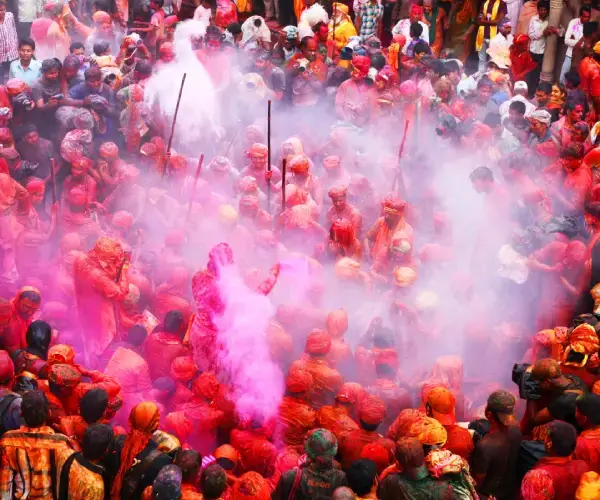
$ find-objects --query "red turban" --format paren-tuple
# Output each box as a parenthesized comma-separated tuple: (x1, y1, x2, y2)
(48, 345, 75, 366)
(0, 350, 14, 383)
(359, 394, 386, 426)
(247, 143, 268, 158)
(99, 142, 119, 159)
(305, 329, 332, 355)
(164, 15, 178, 26)
(26, 178, 45, 194)
(328, 185, 348, 200)
(352, 55, 371, 79)
(336, 382, 365, 405)
(170, 356, 198, 383)
(159, 42, 173, 57)
(239, 176, 258, 193)
(289, 153, 310, 174)
(239, 195, 260, 215)
(6, 79, 25, 95)
(232, 472, 271, 500)
(382, 193, 406, 213)
(399, 80, 417, 97)
(275, 448, 300, 473)
(192, 372, 220, 401)
(360, 442, 391, 474)
(285, 368, 313, 393)
(49, 364, 82, 388)
(165, 411, 193, 441)
(326, 309, 348, 338)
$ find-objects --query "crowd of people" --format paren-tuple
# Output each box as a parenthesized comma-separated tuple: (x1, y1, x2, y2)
(1, 0, 600, 497)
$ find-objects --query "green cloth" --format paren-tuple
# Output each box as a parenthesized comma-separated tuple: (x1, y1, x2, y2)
(425, 8, 439, 45)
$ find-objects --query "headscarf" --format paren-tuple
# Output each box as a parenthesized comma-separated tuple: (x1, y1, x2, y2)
(112, 402, 161, 498)
(47, 345, 75, 366)
(170, 356, 198, 383)
(305, 428, 338, 463)
(285, 368, 313, 394)
(305, 329, 332, 355)
(359, 394, 386, 426)
(232, 471, 270, 500)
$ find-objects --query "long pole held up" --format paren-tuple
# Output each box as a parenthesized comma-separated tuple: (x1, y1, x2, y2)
(50, 158, 57, 204)
(164, 73, 187, 177)
(267, 99, 272, 213)
(185, 153, 205, 223)
(392, 119, 410, 195)
(281, 157, 287, 216)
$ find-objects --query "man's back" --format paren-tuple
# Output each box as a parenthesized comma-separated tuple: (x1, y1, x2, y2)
(575, 428, 600, 472)
(378, 469, 462, 500)
(273, 464, 348, 500)
(55, 448, 105, 500)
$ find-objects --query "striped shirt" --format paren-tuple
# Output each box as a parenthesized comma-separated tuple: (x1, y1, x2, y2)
(0, 12, 18, 63)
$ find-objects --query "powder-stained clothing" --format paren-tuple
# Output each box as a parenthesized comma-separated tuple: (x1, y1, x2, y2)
(144, 332, 190, 381)
(316, 405, 359, 441)
(575, 428, 600, 473)
(55, 449, 106, 500)
(378, 466, 464, 500)
(272, 464, 348, 500)
(290, 358, 343, 410)
(0, 426, 72, 500)
(276, 396, 317, 449)
(338, 428, 396, 470)
(521, 456, 590, 500)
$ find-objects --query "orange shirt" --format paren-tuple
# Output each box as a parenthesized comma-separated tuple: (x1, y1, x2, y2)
(276, 396, 316, 449)
(290, 358, 343, 410)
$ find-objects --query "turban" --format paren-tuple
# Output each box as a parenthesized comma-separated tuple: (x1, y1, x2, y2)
(111, 211, 133, 230)
(48, 344, 75, 365)
(577, 472, 600, 500)
(288, 153, 310, 174)
(399, 80, 417, 97)
(49, 364, 82, 388)
(92, 237, 124, 264)
(73, 112, 94, 130)
(360, 443, 390, 474)
(564, 324, 599, 367)
(192, 372, 220, 401)
(239, 176, 258, 193)
(209, 156, 231, 172)
(410, 3, 423, 15)
(275, 448, 300, 473)
(393, 266, 417, 287)
(334, 257, 361, 279)
(328, 185, 348, 200)
(164, 15, 178, 26)
(140, 137, 165, 158)
(426, 386, 456, 426)
(6, 79, 26, 95)
(352, 55, 371, 75)
(326, 309, 348, 338)
(282, 25, 298, 39)
(0, 350, 14, 383)
(218, 205, 238, 226)
(247, 143, 268, 158)
(336, 382, 365, 405)
(26, 178, 45, 194)
(215, 444, 240, 464)
(159, 42, 173, 57)
(332, 2, 349, 14)
(232, 472, 270, 500)
(594, 41, 600, 55)
(92, 10, 111, 23)
(359, 395, 386, 426)
(164, 411, 193, 441)
(170, 356, 198, 383)
(285, 368, 313, 393)
(530, 109, 552, 125)
(239, 195, 260, 215)
(305, 428, 338, 460)
(382, 193, 406, 213)
(99, 142, 119, 159)
(391, 236, 412, 254)
(322, 156, 340, 170)
(305, 329, 332, 355)
(522, 469, 554, 499)
(130, 402, 161, 434)
(409, 416, 447, 446)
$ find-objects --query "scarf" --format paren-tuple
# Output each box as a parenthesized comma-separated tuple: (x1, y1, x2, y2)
(476, 0, 501, 51)
(425, 8, 439, 45)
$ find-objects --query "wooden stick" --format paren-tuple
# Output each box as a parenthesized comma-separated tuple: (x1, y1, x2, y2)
(392, 119, 410, 195)
(330, 5, 337, 59)
(281, 157, 287, 216)
(164, 73, 187, 177)
(50, 158, 57, 204)
(267, 99, 272, 213)
(185, 153, 205, 223)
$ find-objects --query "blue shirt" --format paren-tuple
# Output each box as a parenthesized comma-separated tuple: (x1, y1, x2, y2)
(8, 59, 41, 86)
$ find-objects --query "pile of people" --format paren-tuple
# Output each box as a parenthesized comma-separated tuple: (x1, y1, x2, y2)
(2, 0, 600, 498)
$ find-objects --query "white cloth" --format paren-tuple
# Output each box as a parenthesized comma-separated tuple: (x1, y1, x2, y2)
(193, 5, 212, 22)
(17, 0, 43, 23)
(391, 19, 429, 54)
(528, 14, 548, 54)
(564, 17, 583, 57)
(499, 94, 536, 119)
(504, 0, 521, 32)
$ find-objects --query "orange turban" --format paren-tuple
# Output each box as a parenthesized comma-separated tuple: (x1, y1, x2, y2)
(232, 472, 271, 500)
(48, 345, 75, 366)
(328, 185, 348, 200)
(49, 364, 81, 388)
(336, 382, 365, 406)
(564, 324, 600, 367)
(247, 143, 268, 158)
(393, 266, 417, 287)
(170, 356, 198, 383)
(285, 368, 313, 393)
(92, 10, 111, 23)
(577, 471, 600, 500)
(164, 411, 193, 442)
(382, 193, 406, 213)
(305, 329, 332, 355)
(215, 444, 240, 465)
(359, 395, 386, 426)
(360, 443, 391, 474)
(192, 372, 220, 401)
(326, 309, 348, 338)
(409, 417, 448, 446)
(388, 409, 427, 441)
(6, 79, 25, 95)
(288, 153, 310, 174)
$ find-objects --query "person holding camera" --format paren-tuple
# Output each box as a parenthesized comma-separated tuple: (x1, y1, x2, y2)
(335, 54, 378, 126)
(286, 36, 328, 108)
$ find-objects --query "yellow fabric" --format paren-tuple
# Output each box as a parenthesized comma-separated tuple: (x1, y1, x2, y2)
(294, 0, 305, 25)
(328, 17, 357, 50)
(475, 0, 501, 51)
(577, 472, 600, 500)
(237, 0, 251, 13)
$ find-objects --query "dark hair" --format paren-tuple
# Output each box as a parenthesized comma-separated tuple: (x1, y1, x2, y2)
(373, 329, 394, 349)
(565, 99, 585, 112)
(93, 0, 110, 11)
(20, 289, 41, 304)
(444, 60, 460, 75)
(477, 76, 493, 89)
(70, 41, 85, 53)
(84, 66, 102, 81)
(470, 166, 494, 182)
(82, 424, 114, 461)
(11, 376, 38, 393)
(200, 464, 228, 500)
(226, 22, 242, 35)
(359, 420, 379, 432)
(371, 53, 386, 70)
(63, 54, 82, 70)
(426, 58, 445, 76)
(547, 420, 578, 456)
(19, 38, 35, 50)
(395, 437, 424, 468)
(215, 457, 235, 470)
(538, 0, 550, 9)
(509, 100, 527, 115)
(153, 376, 176, 396)
(164, 310, 185, 335)
(127, 325, 148, 346)
(577, 393, 600, 426)
(347, 459, 377, 496)
(151, 0, 165, 7)
(21, 390, 49, 427)
(41, 58, 62, 73)
(537, 81, 552, 94)
(375, 363, 396, 379)
(299, 36, 316, 50)
(80, 388, 109, 424)
(583, 21, 598, 37)
(409, 21, 423, 38)
(175, 450, 202, 484)
(484, 113, 502, 128)
(93, 41, 110, 56)
(413, 41, 430, 55)
(134, 59, 153, 78)
(580, 5, 592, 14)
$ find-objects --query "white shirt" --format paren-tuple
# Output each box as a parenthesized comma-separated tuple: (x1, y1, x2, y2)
(499, 94, 536, 120)
(528, 14, 549, 54)
(564, 17, 584, 57)
(17, 0, 43, 23)
(391, 19, 429, 54)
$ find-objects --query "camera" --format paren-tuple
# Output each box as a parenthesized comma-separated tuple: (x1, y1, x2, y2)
(365, 67, 378, 85)
(12, 92, 32, 110)
(436, 114, 459, 137)
(512, 363, 541, 400)
(296, 58, 309, 72)
(52, 93, 64, 100)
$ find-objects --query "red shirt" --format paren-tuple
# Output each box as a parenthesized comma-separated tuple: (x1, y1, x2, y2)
(523, 456, 590, 499)
(575, 428, 600, 473)
(144, 331, 190, 381)
(338, 428, 396, 470)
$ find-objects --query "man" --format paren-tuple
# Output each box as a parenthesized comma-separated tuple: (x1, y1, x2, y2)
(368, 363, 411, 433)
(580, 41, 600, 115)
(254, 50, 285, 100)
(0, 391, 72, 499)
(335, 55, 379, 126)
(473, 76, 500, 122)
(357, 0, 384, 41)
(144, 310, 190, 381)
(174, 450, 202, 498)
(499, 80, 535, 119)
(425, 386, 474, 461)
(571, 21, 597, 70)
(290, 329, 344, 410)
(62, 158, 98, 208)
(31, 58, 63, 137)
(276, 369, 317, 449)
(574, 393, 600, 472)
(55, 423, 114, 499)
(57, 388, 109, 449)
(200, 464, 228, 500)
(272, 428, 348, 499)
(286, 37, 328, 108)
(239, 143, 282, 192)
(528, 0, 556, 92)
(347, 459, 378, 499)
(316, 383, 362, 440)
(328, 3, 357, 54)
(15, 124, 56, 184)
(364, 193, 411, 260)
(528, 109, 559, 162)
(562, 6, 592, 82)
(392, 4, 429, 54)
(471, 390, 521, 500)
(475, 0, 507, 72)
(9, 38, 41, 85)
(338, 394, 396, 469)
(12, 319, 50, 377)
(378, 437, 460, 499)
(521, 421, 590, 499)
(2, 288, 41, 356)
(0, 350, 21, 436)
